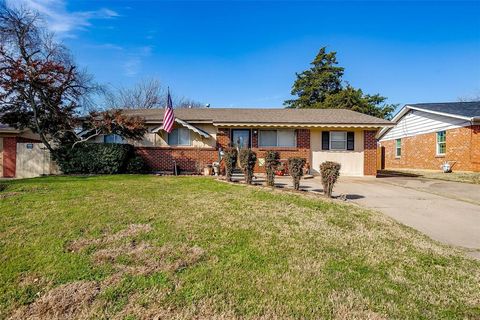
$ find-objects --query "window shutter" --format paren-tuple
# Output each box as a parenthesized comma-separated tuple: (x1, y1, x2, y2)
(347, 132, 355, 150)
(322, 131, 330, 150)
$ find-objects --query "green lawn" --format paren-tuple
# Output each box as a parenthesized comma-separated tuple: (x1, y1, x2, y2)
(1, 175, 479, 319)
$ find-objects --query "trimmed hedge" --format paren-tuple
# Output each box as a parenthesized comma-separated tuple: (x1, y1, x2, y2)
(53, 143, 140, 174)
(320, 161, 341, 198)
(126, 155, 148, 173)
(287, 157, 306, 190)
(265, 151, 280, 187)
(239, 149, 257, 184)
(223, 148, 238, 182)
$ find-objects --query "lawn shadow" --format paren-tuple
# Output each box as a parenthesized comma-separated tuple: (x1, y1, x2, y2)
(345, 194, 365, 200)
(378, 170, 421, 178)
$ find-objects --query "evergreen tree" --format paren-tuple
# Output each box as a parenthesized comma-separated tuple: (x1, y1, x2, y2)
(284, 47, 344, 109)
(284, 47, 397, 119)
(322, 85, 396, 119)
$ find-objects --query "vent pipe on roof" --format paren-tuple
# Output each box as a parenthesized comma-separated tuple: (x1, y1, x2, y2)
(205, 104, 210, 108)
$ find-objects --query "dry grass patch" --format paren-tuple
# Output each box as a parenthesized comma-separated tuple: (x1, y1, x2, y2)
(67, 223, 153, 253)
(10, 281, 100, 320)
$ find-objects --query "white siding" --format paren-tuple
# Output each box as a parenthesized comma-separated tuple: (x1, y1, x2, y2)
(311, 129, 365, 176)
(93, 124, 217, 148)
(381, 110, 470, 141)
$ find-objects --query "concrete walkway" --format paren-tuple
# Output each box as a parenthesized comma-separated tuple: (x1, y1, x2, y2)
(269, 175, 480, 258)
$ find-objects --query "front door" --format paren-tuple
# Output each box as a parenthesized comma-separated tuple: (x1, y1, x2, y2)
(231, 129, 250, 149)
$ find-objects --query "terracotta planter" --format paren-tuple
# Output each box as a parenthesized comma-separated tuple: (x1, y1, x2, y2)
(203, 167, 212, 176)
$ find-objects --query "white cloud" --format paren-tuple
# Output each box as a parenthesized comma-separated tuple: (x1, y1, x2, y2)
(6, 0, 119, 37)
(122, 46, 154, 77)
(123, 57, 141, 77)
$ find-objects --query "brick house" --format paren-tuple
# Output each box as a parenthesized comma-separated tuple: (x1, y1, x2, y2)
(97, 108, 393, 176)
(378, 102, 480, 172)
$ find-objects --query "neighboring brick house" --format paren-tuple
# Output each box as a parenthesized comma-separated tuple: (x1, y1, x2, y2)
(378, 102, 480, 172)
(97, 108, 393, 176)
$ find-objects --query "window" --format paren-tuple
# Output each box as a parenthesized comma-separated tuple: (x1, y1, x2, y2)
(330, 131, 347, 150)
(258, 130, 296, 147)
(436, 131, 446, 156)
(104, 134, 124, 144)
(168, 128, 191, 146)
(395, 138, 401, 157)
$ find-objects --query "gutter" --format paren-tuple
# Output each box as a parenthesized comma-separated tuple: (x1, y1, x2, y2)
(211, 122, 394, 128)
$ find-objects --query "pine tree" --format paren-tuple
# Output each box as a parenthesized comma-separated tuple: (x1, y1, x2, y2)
(284, 47, 344, 109)
(284, 47, 397, 119)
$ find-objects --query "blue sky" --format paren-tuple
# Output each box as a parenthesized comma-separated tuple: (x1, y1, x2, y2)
(13, 1, 480, 109)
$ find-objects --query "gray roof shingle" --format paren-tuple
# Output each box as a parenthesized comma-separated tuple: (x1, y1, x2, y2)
(122, 108, 392, 125)
(408, 101, 480, 119)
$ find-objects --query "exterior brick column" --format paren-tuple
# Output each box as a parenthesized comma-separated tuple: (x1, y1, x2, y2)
(216, 128, 231, 149)
(251, 129, 258, 148)
(3, 137, 17, 178)
(363, 130, 377, 176)
(472, 125, 480, 172)
(296, 129, 310, 148)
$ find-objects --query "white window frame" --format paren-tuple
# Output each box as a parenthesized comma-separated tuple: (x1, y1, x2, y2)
(329, 131, 347, 151)
(395, 138, 401, 158)
(168, 128, 191, 146)
(436, 131, 446, 156)
(258, 129, 296, 147)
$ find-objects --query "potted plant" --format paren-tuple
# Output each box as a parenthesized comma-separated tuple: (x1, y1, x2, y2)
(275, 163, 285, 176)
(212, 162, 220, 176)
(203, 164, 213, 176)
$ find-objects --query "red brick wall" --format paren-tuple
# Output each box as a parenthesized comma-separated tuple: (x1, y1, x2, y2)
(216, 128, 231, 149)
(472, 125, 480, 172)
(3, 137, 17, 178)
(363, 130, 377, 176)
(251, 128, 310, 173)
(135, 128, 312, 173)
(135, 147, 218, 172)
(381, 125, 480, 172)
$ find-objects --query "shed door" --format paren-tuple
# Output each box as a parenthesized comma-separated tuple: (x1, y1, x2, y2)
(16, 143, 50, 178)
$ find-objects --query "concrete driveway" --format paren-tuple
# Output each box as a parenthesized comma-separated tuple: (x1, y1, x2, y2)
(273, 175, 480, 258)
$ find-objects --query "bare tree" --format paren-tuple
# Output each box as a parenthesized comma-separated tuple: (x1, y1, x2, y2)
(176, 97, 205, 108)
(0, 3, 146, 151)
(458, 92, 480, 102)
(104, 78, 165, 109)
(103, 78, 205, 109)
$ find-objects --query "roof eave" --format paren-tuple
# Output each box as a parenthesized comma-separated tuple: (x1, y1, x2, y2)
(407, 105, 473, 121)
(377, 104, 480, 140)
(212, 122, 393, 128)
(0, 128, 22, 134)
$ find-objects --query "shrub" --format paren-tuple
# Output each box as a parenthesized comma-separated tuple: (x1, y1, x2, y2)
(320, 161, 341, 198)
(239, 149, 257, 184)
(287, 157, 306, 190)
(223, 148, 238, 181)
(53, 143, 134, 174)
(126, 155, 148, 173)
(265, 151, 280, 187)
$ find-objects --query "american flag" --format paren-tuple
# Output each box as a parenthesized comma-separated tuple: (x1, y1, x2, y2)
(162, 89, 175, 133)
